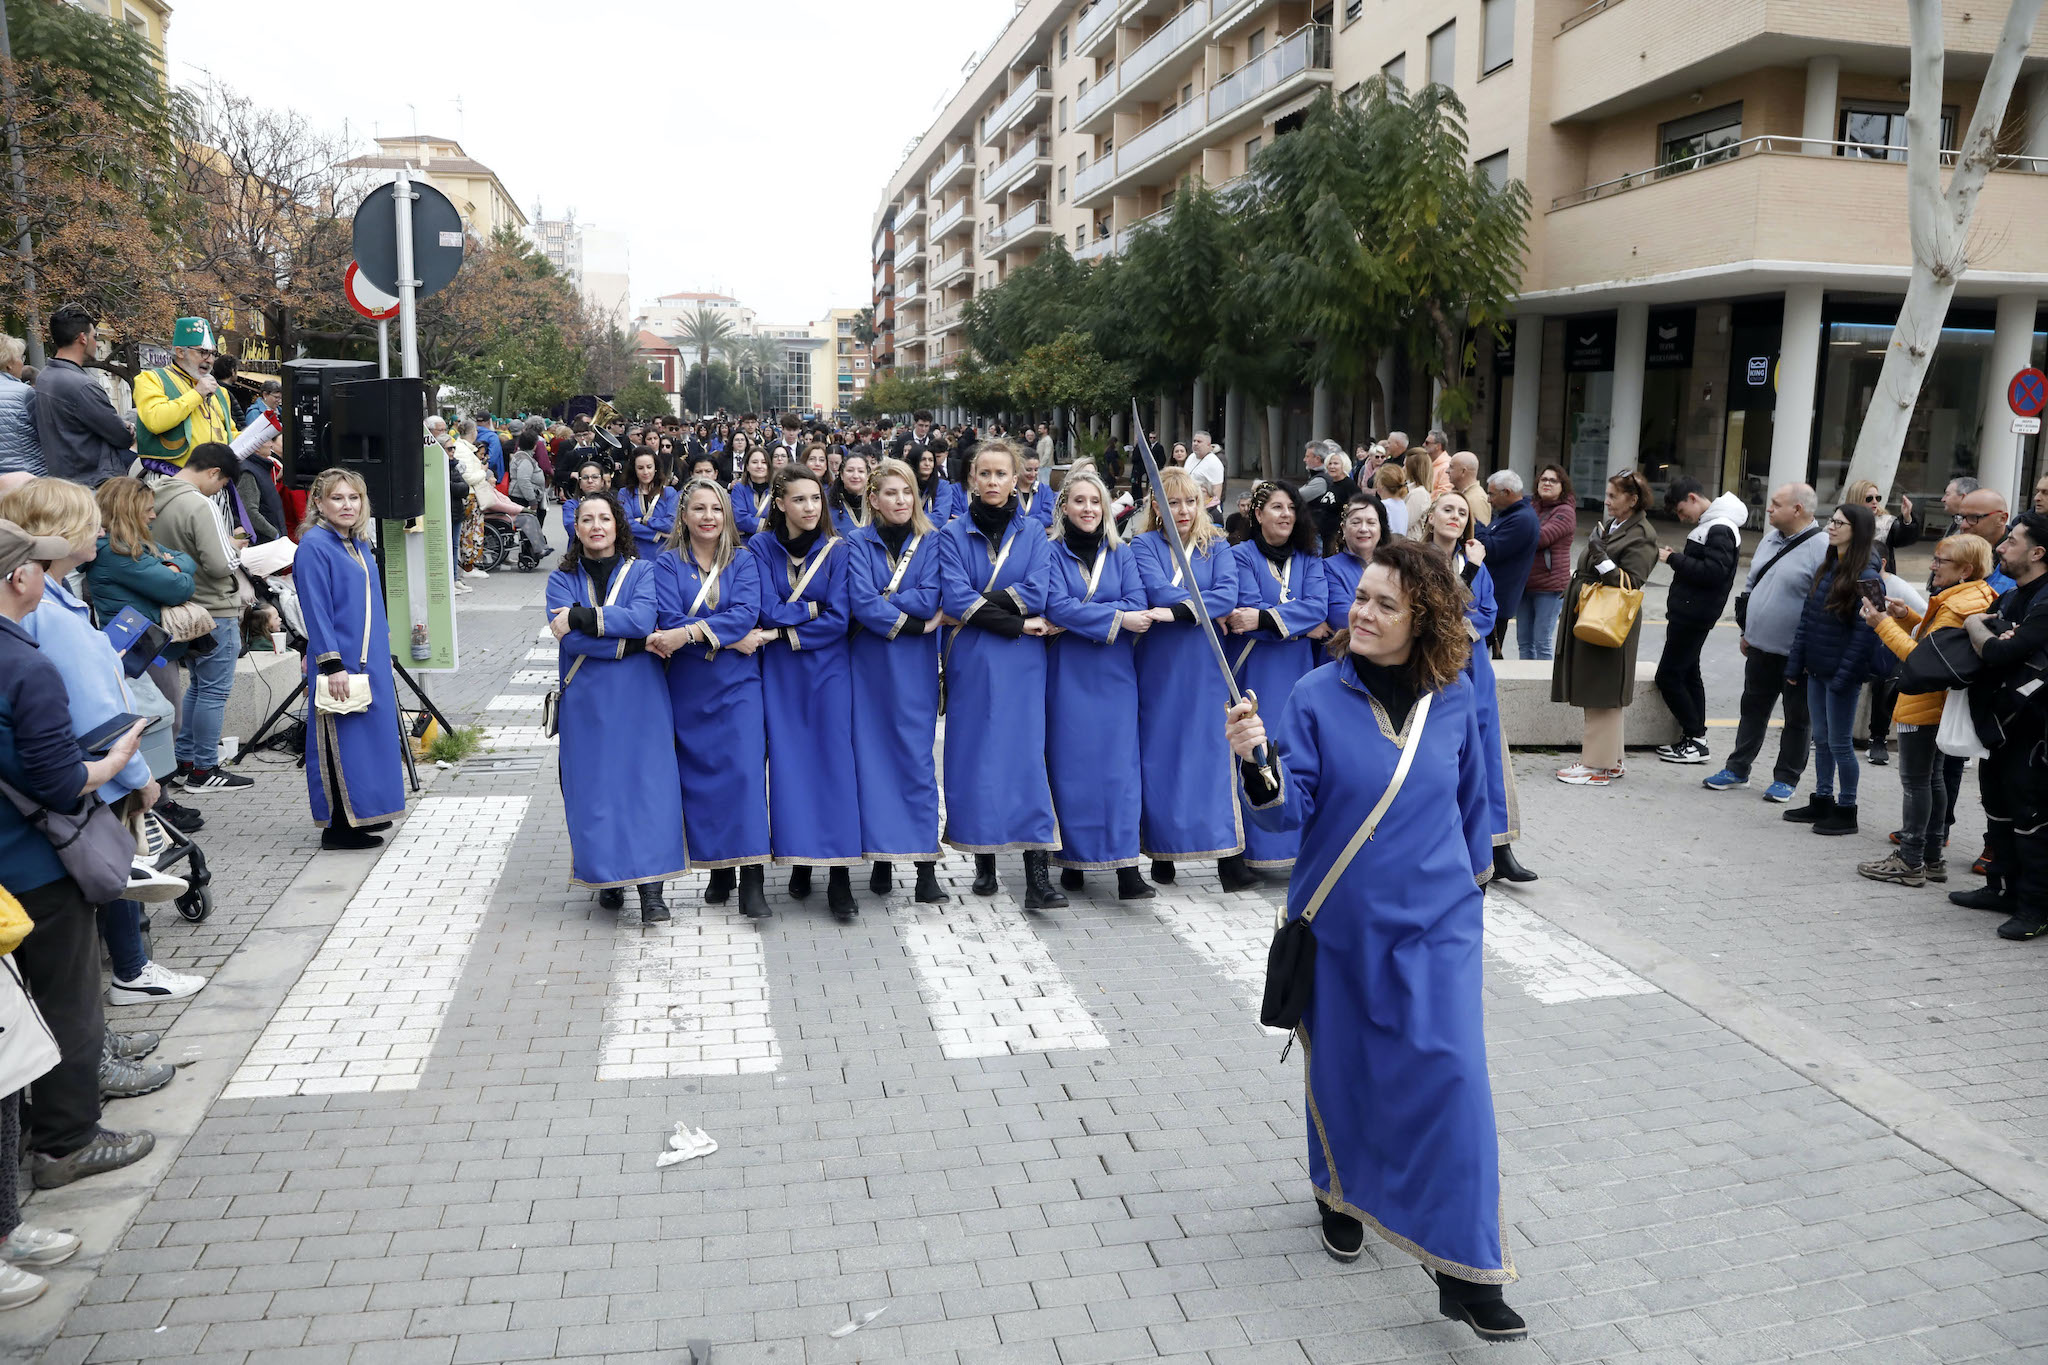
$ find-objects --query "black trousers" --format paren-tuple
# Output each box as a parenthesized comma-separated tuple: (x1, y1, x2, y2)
(1726, 645, 1811, 785)
(1979, 745, 2048, 914)
(1867, 678, 1899, 744)
(1654, 622, 1714, 739)
(13, 878, 104, 1156)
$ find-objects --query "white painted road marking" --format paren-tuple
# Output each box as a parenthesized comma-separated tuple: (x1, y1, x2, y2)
(484, 694, 544, 711)
(597, 912, 781, 1079)
(222, 796, 531, 1098)
(509, 669, 555, 687)
(896, 900, 1109, 1059)
(1485, 890, 1659, 1005)
(481, 725, 557, 749)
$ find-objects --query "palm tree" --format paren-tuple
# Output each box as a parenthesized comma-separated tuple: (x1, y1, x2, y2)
(735, 336, 784, 414)
(676, 306, 738, 414)
(851, 306, 876, 350)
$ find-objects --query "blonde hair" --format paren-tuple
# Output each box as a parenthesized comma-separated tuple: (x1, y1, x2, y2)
(1048, 466, 1122, 550)
(299, 467, 374, 541)
(972, 438, 1022, 478)
(1937, 532, 1992, 581)
(1845, 478, 1884, 512)
(1136, 465, 1223, 554)
(94, 476, 158, 558)
(1374, 463, 1407, 498)
(867, 458, 935, 536)
(1403, 450, 1434, 492)
(665, 477, 744, 571)
(1424, 490, 1474, 545)
(0, 336, 24, 369)
(0, 476, 98, 550)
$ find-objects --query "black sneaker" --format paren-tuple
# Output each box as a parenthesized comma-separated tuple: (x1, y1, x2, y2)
(1320, 1206, 1364, 1263)
(1998, 912, 2048, 941)
(153, 799, 203, 833)
(1659, 737, 1710, 764)
(1867, 738, 1891, 766)
(167, 761, 194, 790)
(29, 1128, 155, 1189)
(183, 766, 253, 791)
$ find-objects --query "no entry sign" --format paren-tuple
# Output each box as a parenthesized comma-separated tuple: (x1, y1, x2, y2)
(2009, 367, 2047, 418)
(343, 262, 400, 322)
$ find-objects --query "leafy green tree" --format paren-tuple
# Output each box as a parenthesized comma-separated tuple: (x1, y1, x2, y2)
(683, 359, 744, 415)
(1011, 332, 1132, 425)
(610, 371, 675, 421)
(733, 335, 783, 413)
(948, 355, 1014, 419)
(676, 306, 737, 376)
(962, 241, 1105, 368)
(1115, 180, 1242, 403)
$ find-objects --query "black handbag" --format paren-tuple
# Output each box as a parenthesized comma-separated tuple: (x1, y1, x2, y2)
(1895, 625, 1984, 696)
(1260, 691, 1434, 1033)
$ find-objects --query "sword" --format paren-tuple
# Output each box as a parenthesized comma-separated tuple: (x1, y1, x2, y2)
(1129, 401, 1272, 771)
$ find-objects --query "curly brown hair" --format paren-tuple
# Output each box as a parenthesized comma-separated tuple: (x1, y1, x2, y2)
(1325, 537, 1471, 693)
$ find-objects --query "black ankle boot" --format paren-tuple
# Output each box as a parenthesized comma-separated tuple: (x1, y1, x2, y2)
(869, 861, 893, 896)
(637, 882, 670, 924)
(914, 860, 948, 903)
(321, 826, 382, 851)
(704, 868, 735, 904)
(827, 867, 857, 920)
(1783, 793, 1835, 824)
(1116, 866, 1156, 900)
(788, 865, 813, 899)
(1320, 1206, 1363, 1263)
(1492, 845, 1538, 883)
(1151, 859, 1176, 884)
(972, 854, 999, 896)
(738, 864, 771, 919)
(1059, 866, 1085, 892)
(1434, 1272, 1527, 1343)
(1218, 854, 1262, 891)
(1813, 803, 1859, 837)
(598, 887, 625, 911)
(1023, 850, 1068, 909)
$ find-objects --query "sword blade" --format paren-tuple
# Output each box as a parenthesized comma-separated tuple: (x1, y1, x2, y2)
(1129, 402, 1246, 708)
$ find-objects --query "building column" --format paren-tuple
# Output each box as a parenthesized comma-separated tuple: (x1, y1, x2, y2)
(1225, 386, 1245, 474)
(1158, 392, 1177, 448)
(1802, 56, 1841, 153)
(1771, 284, 1826, 493)
(1507, 314, 1544, 483)
(1977, 293, 2039, 504)
(1311, 382, 1332, 442)
(1376, 352, 1397, 435)
(1609, 302, 1650, 473)
(2025, 71, 2048, 166)
(1266, 406, 1285, 480)
(1192, 377, 1210, 438)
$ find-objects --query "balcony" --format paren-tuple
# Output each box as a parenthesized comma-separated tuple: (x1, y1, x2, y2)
(986, 67, 1052, 142)
(1210, 0, 1275, 41)
(897, 278, 923, 306)
(1077, 100, 1208, 207)
(930, 303, 967, 336)
(897, 317, 925, 344)
(898, 195, 925, 227)
(1074, 153, 1116, 202)
(1207, 24, 1330, 127)
(926, 145, 974, 199)
(897, 236, 925, 267)
(1117, 0, 1209, 107)
(981, 136, 1051, 200)
(1075, 0, 1118, 58)
(1076, 234, 1118, 262)
(930, 196, 970, 241)
(930, 247, 974, 289)
(985, 200, 1053, 257)
(1074, 71, 1120, 133)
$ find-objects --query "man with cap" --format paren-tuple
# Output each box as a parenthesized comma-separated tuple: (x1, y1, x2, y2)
(133, 317, 238, 471)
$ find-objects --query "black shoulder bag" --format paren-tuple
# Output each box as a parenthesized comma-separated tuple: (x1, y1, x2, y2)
(1734, 526, 1820, 633)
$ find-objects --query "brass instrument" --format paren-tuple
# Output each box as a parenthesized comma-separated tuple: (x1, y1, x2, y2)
(590, 398, 623, 453)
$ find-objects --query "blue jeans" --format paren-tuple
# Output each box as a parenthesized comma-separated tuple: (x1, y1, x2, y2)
(1516, 591, 1563, 660)
(175, 616, 240, 770)
(96, 899, 147, 982)
(1807, 680, 1861, 807)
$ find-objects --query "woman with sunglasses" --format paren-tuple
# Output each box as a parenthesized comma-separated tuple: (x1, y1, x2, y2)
(1842, 479, 1919, 767)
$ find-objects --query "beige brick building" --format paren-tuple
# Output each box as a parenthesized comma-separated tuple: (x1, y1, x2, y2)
(872, 0, 2048, 513)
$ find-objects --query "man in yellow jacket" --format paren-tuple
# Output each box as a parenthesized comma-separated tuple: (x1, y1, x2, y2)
(134, 316, 237, 469)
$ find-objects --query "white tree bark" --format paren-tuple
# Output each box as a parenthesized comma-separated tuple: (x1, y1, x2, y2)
(1842, 0, 2044, 497)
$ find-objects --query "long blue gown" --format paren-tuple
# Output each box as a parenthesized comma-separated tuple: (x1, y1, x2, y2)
(730, 482, 773, 537)
(547, 558, 689, 888)
(1229, 541, 1332, 870)
(1243, 659, 1512, 1284)
(654, 546, 770, 869)
(936, 505, 1058, 852)
(921, 479, 964, 526)
(748, 529, 863, 865)
(1043, 537, 1144, 869)
(1322, 550, 1368, 632)
(297, 526, 405, 827)
(1454, 550, 1517, 846)
(1132, 532, 1245, 861)
(624, 486, 678, 559)
(831, 498, 874, 541)
(845, 525, 943, 860)
(1015, 482, 1055, 528)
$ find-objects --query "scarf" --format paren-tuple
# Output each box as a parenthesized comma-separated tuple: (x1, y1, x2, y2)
(1255, 533, 1293, 568)
(775, 523, 822, 561)
(1063, 517, 1103, 569)
(969, 495, 1015, 542)
(582, 554, 620, 600)
(877, 519, 914, 558)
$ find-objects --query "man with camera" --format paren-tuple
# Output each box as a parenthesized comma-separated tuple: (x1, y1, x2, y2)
(1955, 511, 2048, 940)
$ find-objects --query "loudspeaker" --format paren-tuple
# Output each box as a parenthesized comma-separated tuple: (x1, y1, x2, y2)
(279, 358, 376, 491)
(328, 377, 428, 520)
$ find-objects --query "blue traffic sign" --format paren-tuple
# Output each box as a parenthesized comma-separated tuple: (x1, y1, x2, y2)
(2009, 368, 2047, 418)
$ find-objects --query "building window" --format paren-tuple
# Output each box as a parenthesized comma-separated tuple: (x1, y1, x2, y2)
(1078, 76, 1088, 103)
(1383, 53, 1406, 88)
(1341, 83, 1361, 106)
(1183, 83, 1194, 106)
(1427, 22, 1456, 88)
(1058, 166, 1067, 203)
(1839, 102, 1957, 160)
(1059, 96, 1068, 131)
(1245, 135, 1262, 166)
(1248, 29, 1266, 61)
(1476, 150, 1510, 189)
(1481, 0, 1514, 75)
(1344, 0, 1363, 23)
(1059, 25, 1069, 60)
(1076, 226, 1086, 248)
(1658, 102, 1743, 173)
(647, 360, 665, 383)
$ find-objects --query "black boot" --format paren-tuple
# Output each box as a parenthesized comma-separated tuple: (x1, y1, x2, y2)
(869, 861, 893, 896)
(320, 826, 382, 851)
(1023, 850, 1068, 909)
(788, 865, 813, 899)
(1320, 1206, 1364, 1263)
(738, 864, 771, 919)
(827, 867, 857, 920)
(1434, 1272, 1527, 1343)
(637, 882, 670, 924)
(972, 854, 999, 896)
(1813, 802, 1859, 837)
(704, 868, 735, 904)
(1116, 866, 1156, 900)
(1492, 845, 1538, 883)
(1218, 854, 1262, 892)
(1151, 859, 1176, 884)
(1059, 867, 1085, 892)
(598, 887, 625, 911)
(1782, 793, 1835, 825)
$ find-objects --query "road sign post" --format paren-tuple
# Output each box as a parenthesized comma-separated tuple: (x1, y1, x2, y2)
(394, 168, 420, 381)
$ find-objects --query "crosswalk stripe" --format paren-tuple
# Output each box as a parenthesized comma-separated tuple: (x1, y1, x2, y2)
(525, 647, 555, 661)
(509, 669, 555, 686)
(1148, 893, 1287, 1035)
(221, 796, 531, 1098)
(1484, 890, 1660, 1004)
(596, 910, 782, 1079)
(484, 694, 544, 711)
(896, 899, 1109, 1059)
(480, 725, 556, 749)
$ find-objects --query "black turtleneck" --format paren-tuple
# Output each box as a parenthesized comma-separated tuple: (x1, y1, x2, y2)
(877, 519, 914, 558)
(1351, 654, 1420, 731)
(968, 494, 1015, 542)
(1063, 517, 1104, 570)
(775, 522, 823, 561)
(1255, 533, 1293, 567)
(963, 497, 1027, 638)
(749, 480, 771, 503)
(565, 554, 646, 654)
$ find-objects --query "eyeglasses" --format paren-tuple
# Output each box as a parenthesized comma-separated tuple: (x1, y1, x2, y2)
(1827, 517, 1851, 528)
(1958, 511, 1993, 524)
(1863, 494, 1883, 504)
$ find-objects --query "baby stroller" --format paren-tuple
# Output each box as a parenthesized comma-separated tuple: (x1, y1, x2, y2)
(135, 806, 213, 924)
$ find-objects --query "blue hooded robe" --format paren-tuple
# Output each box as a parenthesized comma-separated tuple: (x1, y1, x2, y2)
(1131, 531, 1245, 861)
(1229, 540, 1332, 870)
(296, 526, 405, 827)
(748, 528, 862, 865)
(844, 523, 943, 861)
(1042, 534, 1145, 869)
(653, 545, 771, 869)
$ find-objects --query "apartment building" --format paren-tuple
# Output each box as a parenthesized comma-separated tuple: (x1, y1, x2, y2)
(343, 135, 529, 240)
(873, 0, 2048, 510)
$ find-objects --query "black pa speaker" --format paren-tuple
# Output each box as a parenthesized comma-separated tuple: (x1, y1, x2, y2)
(279, 358, 377, 491)
(328, 377, 428, 520)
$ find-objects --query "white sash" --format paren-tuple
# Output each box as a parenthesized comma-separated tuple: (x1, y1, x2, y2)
(883, 533, 924, 597)
(687, 556, 723, 615)
(786, 538, 837, 604)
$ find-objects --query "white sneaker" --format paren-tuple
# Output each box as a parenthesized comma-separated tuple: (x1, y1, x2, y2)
(125, 861, 188, 904)
(0, 1225, 79, 1267)
(451, 582, 474, 596)
(463, 568, 490, 580)
(0, 1264, 47, 1310)
(107, 961, 207, 1006)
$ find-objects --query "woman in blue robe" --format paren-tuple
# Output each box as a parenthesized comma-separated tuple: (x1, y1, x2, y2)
(1042, 466, 1155, 901)
(1421, 492, 1534, 884)
(1226, 538, 1524, 1344)
(650, 478, 774, 919)
(548, 491, 688, 924)
(1014, 451, 1055, 528)
(829, 451, 875, 540)
(560, 459, 610, 542)
(730, 445, 773, 537)
(748, 465, 864, 919)
(936, 439, 1065, 909)
(296, 470, 407, 849)
(914, 445, 963, 525)
(1322, 493, 1389, 633)
(1227, 482, 1332, 883)
(1132, 465, 1247, 886)
(843, 457, 947, 904)
(622, 447, 678, 559)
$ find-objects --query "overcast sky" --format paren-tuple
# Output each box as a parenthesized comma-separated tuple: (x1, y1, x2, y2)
(167, 0, 1016, 326)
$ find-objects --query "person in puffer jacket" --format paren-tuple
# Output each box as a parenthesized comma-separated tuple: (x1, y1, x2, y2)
(1783, 502, 1883, 838)
(0, 335, 39, 476)
(1653, 478, 1746, 765)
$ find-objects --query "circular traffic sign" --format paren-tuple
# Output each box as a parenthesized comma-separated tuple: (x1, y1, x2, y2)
(343, 262, 400, 321)
(2010, 367, 2048, 418)
(350, 179, 465, 300)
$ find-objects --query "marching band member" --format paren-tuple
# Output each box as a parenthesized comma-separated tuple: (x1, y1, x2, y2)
(843, 458, 947, 904)
(562, 460, 609, 542)
(936, 440, 1066, 908)
(748, 466, 863, 918)
(1016, 450, 1054, 527)
(730, 445, 773, 537)
(1042, 466, 1155, 900)
(649, 479, 774, 920)
(547, 490, 686, 924)
(623, 447, 677, 559)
